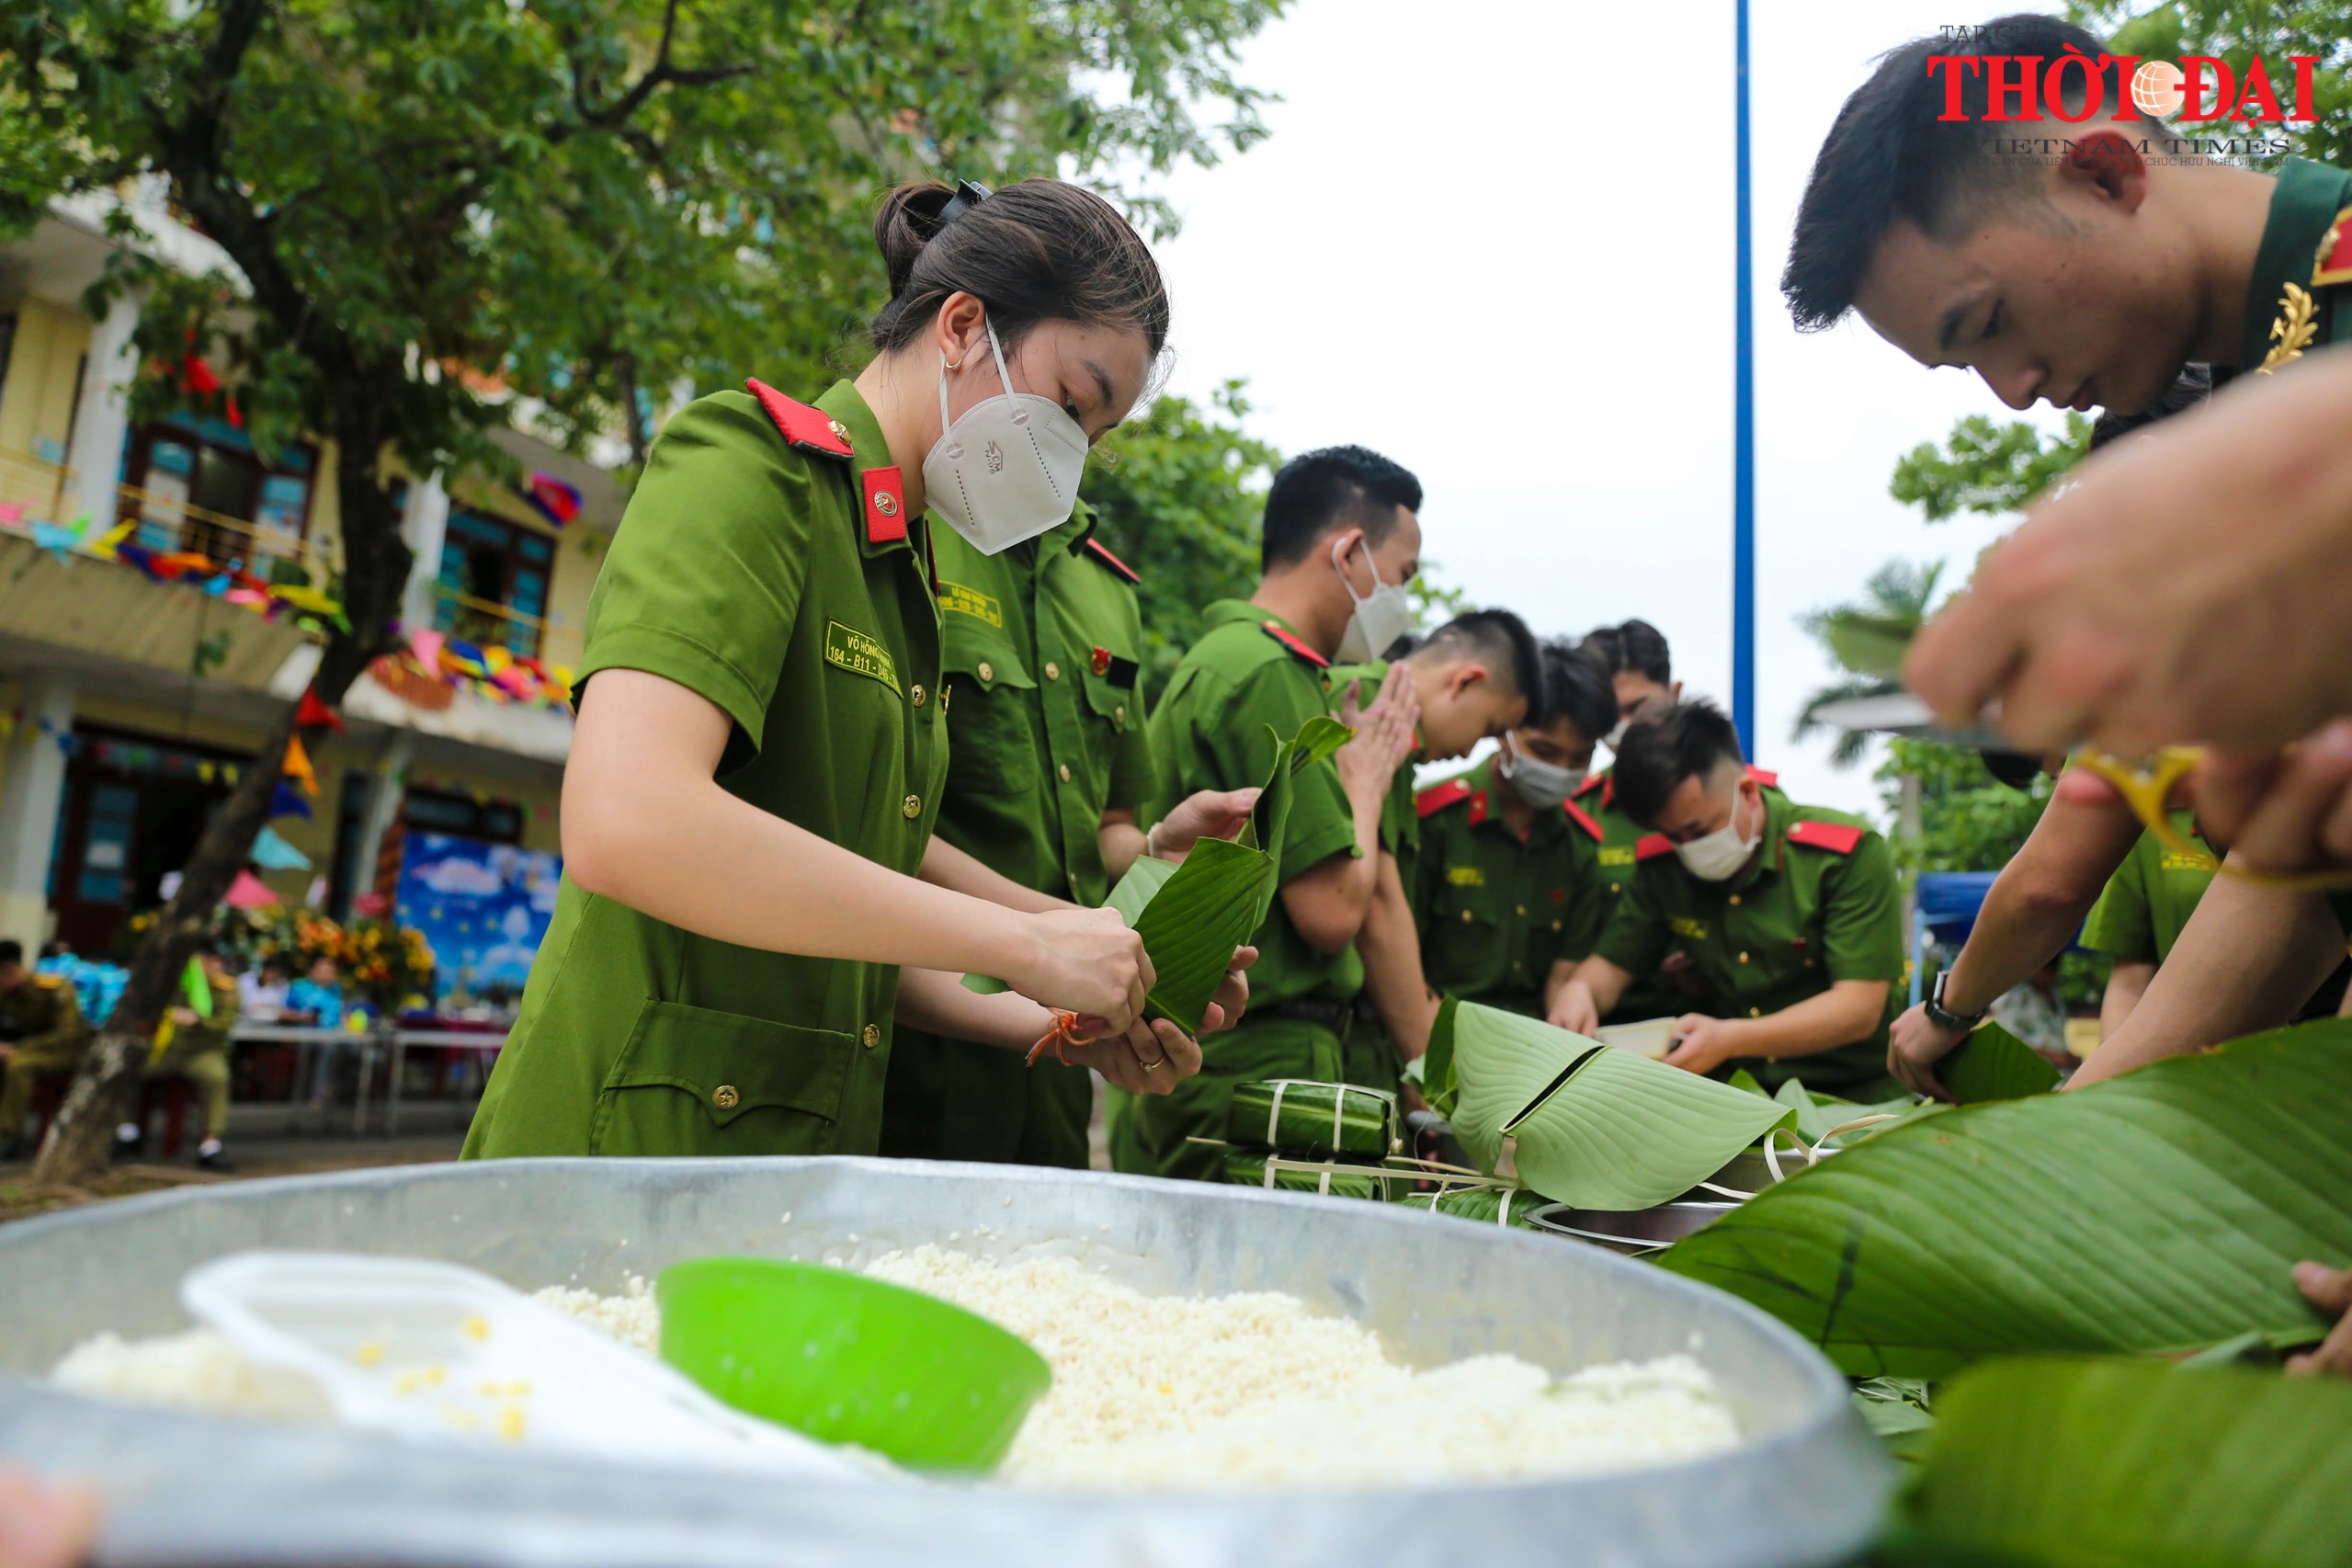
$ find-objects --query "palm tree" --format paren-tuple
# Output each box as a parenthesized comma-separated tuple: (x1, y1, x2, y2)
(1793, 559, 1946, 767)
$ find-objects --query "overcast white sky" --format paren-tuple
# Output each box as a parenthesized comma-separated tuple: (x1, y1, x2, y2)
(1141, 0, 2071, 821)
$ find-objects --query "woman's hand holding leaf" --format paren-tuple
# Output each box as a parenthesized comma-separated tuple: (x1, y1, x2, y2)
(1007, 906, 1153, 1032)
(1199, 945, 1256, 1035)
(2290, 1263, 2352, 1379)
(1062, 1017, 1203, 1096)
(1149, 788, 1261, 862)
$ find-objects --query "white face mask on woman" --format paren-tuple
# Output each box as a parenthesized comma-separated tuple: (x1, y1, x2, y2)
(1674, 778, 1761, 881)
(923, 315, 1087, 555)
(1498, 742, 1585, 809)
(1332, 537, 1415, 664)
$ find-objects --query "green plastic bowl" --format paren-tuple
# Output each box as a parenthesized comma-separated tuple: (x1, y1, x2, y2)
(655, 1256, 1051, 1472)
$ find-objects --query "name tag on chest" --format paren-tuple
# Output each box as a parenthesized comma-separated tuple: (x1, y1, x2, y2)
(824, 619, 901, 697)
(937, 581, 1004, 628)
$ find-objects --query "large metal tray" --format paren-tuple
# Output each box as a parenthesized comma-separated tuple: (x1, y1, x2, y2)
(0, 1157, 1890, 1567)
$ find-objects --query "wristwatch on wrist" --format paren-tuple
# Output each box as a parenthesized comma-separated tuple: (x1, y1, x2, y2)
(1925, 970, 1987, 1034)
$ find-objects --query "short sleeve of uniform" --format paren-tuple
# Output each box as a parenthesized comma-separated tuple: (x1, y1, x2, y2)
(574, 392, 817, 762)
(1821, 830, 1905, 983)
(2081, 846, 2157, 963)
(1595, 864, 1674, 978)
(1217, 665, 1358, 886)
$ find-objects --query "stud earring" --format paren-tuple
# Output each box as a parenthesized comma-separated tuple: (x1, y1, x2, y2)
(945, 357, 964, 371)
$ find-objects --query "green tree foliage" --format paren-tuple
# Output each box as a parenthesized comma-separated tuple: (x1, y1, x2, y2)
(1794, 559, 1947, 766)
(1085, 380, 1277, 695)
(4, 0, 1285, 1183)
(2070, 0, 2352, 168)
(1875, 738, 2051, 876)
(1889, 412, 2090, 524)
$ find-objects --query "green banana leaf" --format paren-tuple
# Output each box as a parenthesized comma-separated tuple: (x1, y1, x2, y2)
(1417, 995, 1461, 1119)
(1444, 1001, 1794, 1210)
(1108, 716, 1352, 1031)
(1401, 1185, 1545, 1229)
(1768, 1077, 1923, 1145)
(1660, 1022, 2352, 1377)
(1885, 1358, 2352, 1568)
(1940, 1021, 2060, 1104)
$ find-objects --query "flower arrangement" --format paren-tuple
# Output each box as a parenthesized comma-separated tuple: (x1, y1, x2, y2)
(211, 905, 436, 1014)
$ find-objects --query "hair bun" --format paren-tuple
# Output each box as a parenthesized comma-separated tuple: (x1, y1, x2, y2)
(873, 182, 957, 299)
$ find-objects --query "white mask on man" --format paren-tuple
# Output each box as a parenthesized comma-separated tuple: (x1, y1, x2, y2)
(1673, 778, 1761, 881)
(1332, 536, 1415, 664)
(923, 315, 1087, 554)
(1498, 743, 1585, 809)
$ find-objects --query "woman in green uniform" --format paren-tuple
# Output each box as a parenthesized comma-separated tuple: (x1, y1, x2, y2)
(465, 178, 1202, 1161)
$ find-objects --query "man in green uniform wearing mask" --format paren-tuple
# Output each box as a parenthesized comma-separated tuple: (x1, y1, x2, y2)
(1110, 446, 1534, 1181)
(1555, 701, 1904, 1100)
(0, 939, 88, 1161)
(881, 501, 1254, 1168)
(1414, 641, 1619, 1024)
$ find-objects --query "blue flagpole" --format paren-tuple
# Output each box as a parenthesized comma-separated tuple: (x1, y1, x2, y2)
(1732, 0, 1757, 760)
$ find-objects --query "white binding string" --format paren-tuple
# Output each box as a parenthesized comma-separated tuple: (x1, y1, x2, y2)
(1759, 1113, 1906, 1186)
(1257, 1079, 1396, 1154)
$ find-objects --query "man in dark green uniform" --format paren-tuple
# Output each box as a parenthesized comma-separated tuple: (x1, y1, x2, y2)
(1557, 702, 1904, 1099)
(1413, 639, 1618, 1023)
(1329, 610, 1550, 1062)
(142, 942, 240, 1170)
(881, 503, 1249, 1168)
(0, 939, 88, 1160)
(1109, 447, 1535, 1180)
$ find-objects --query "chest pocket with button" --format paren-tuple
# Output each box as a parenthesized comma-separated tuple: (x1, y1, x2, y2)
(942, 639, 1039, 796)
(1078, 654, 1140, 737)
(1426, 882, 1504, 991)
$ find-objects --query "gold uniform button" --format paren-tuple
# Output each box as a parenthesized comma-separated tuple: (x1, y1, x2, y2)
(911, 683, 926, 707)
(1058, 764, 1074, 784)
(1114, 704, 1127, 724)
(1460, 909, 1475, 924)
(1515, 904, 1527, 917)
(902, 794, 922, 819)
(712, 1085, 740, 1109)
(1551, 919, 1562, 932)
(1748, 1006, 1763, 1018)
(977, 661, 994, 682)
(861, 1024, 881, 1050)
(1044, 661, 1062, 681)
(1729, 894, 1742, 906)
(1511, 960, 1525, 971)
(1609, 882, 1621, 895)
(1738, 951, 1750, 964)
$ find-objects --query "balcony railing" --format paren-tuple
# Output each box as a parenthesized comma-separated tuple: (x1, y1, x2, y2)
(0, 442, 332, 585)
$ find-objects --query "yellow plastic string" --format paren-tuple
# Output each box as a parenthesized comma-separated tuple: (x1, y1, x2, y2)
(2073, 748, 2352, 892)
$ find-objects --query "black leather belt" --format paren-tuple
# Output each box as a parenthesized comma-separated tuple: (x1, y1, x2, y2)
(1263, 997, 1354, 1034)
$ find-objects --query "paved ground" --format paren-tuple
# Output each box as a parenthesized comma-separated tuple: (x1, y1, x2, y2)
(0, 1131, 465, 1224)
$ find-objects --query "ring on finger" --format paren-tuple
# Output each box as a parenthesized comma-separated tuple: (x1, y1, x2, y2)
(1137, 1054, 1167, 1071)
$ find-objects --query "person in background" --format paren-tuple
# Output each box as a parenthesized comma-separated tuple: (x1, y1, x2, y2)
(286, 954, 351, 1109)
(1336, 609, 1548, 1063)
(128, 938, 239, 1171)
(1555, 701, 1905, 1099)
(238, 958, 290, 1023)
(1109, 444, 1433, 1181)
(0, 939, 90, 1162)
(1574, 619, 1780, 1024)
(1408, 639, 1618, 1028)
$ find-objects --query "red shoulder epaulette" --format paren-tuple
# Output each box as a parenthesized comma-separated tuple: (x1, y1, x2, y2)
(1787, 819, 1864, 855)
(1562, 801, 1604, 842)
(1416, 778, 1472, 818)
(1746, 766, 1779, 790)
(1572, 772, 1608, 801)
(1261, 622, 1329, 668)
(1635, 833, 1676, 861)
(744, 380, 853, 460)
(1082, 538, 1141, 585)
(2316, 206, 2352, 287)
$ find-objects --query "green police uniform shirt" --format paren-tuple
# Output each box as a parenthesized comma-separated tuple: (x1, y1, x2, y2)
(1413, 757, 1608, 1017)
(1592, 791, 1903, 1097)
(2081, 813, 2217, 968)
(1574, 766, 1784, 1023)
(0, 973, 86, 1064)
(1108, 603, 1371, 1181)
(463, 380, 945, 1162)
(2237, 157, 2352, 944)
(880, 506, 1153, 1169)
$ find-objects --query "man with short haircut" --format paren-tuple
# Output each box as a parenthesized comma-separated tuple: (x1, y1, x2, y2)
(1555, 702, 1904, 1099)
(1111, 447, 1536, 1180)
(1411, 640, 1618, 1028)
(0, 937, 88, 1161)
